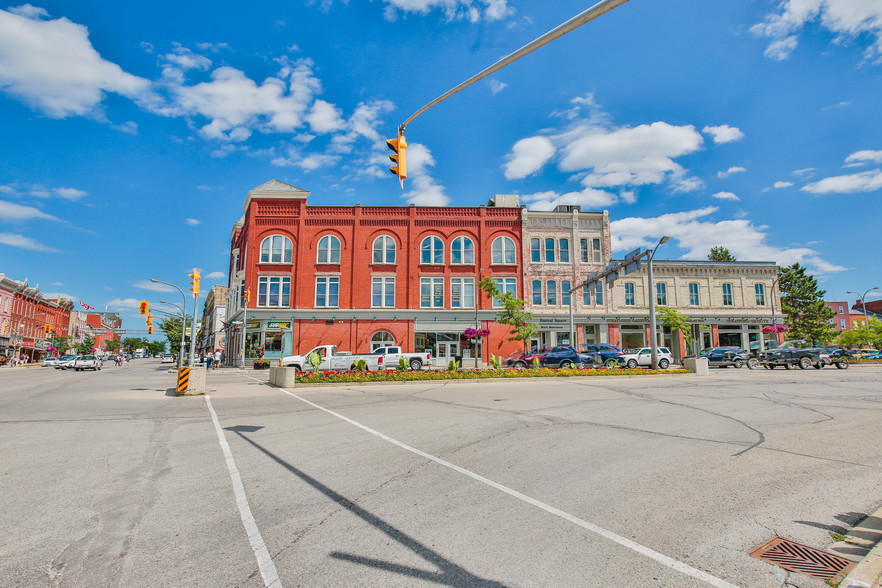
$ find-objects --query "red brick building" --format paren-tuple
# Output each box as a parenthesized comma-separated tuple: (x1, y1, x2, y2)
(4, 277, 72, 362)
(225, 180, 523, 365)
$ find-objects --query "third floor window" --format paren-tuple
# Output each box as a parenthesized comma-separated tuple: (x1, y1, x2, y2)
(317, 235, 341, 264)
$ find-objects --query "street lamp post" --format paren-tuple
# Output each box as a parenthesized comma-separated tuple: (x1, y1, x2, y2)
(150, 278, 187, 369)
(847, 286, 879, 327)
(647, 236, 670, 370)
(159, 300, 187, 370)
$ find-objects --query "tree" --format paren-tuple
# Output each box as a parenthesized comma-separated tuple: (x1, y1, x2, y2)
(707, 246, 737, 262)
(477, 277, 537, 352)
(656, 306, 694, 356)
(836, 317, 882, 349)
(122, 336, 148, 352)
(77, 335, 96, 355)
(105, 339, 121, 353)
(146, 340, 167, 357)
(778, 263, 836, 345)
(157, 315, 198, 354)
(50, 335, 72, 354)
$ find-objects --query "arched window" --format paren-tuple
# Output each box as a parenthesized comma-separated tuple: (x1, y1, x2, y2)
(420, 236, 444, 264)
(491, 236, 516, 264)
(317, 235, 341, 264)
(370, 331, 395, 351)
(372, 235, 396, 264)
(451, 236, 475, 265)
(259, 235, 292, 263)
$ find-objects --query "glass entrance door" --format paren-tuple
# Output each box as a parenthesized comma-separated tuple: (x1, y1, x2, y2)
(436, 341, 460, 365)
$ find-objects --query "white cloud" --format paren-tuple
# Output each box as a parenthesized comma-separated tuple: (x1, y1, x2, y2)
(185, 218, 200, 226)
(380, 0, 511, 23)
(0, 232, 57, 251)
(306, 99, 344, 134)
(113, 120, 138, 134)
(609, 207, 846, 274)
(0, 200, 62, 222)
(802, 170, 882, 194)
(702, 125, 745, 144)
(0, 8, 150, 118)
(717, 166, 746, 178)
(204, 271, 225, 280)
(845, 150, 882, 164)
(133, 280, 178, 293)
(107, 298, 141, 311)
(521, 187, 619, 211)
(712, 191, 740, 201)
(52, 281, 62, 286)
(773, 181, 794, 189)
(400, 143, 449, 206)
(793, 167, 816, 176)
(752, 0, 882, 63)
(7, 4, 48, 18)
(55, 187, 87, 200)
(503, 136, 555, 180)
(489, 79, 507, 94)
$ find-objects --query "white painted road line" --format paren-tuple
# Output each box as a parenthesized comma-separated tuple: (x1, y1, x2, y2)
(205, 395, 282, 588)
(279, 388, 741, 588)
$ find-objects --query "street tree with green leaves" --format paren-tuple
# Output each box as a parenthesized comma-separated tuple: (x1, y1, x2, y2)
(477, 277, 537, 353)
(836, 317, 882, 349)
(122, 337, 149, 352)
(77, 335, 96, 355)
(146, 340, 167, 357)
(778, 263, 836, 345)
(156, 315, 198, 355)
(105, 339, 121, 353)
(656, 306, 694, 355)
(707, 246, 737, 262)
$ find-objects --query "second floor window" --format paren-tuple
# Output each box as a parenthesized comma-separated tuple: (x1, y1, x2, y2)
(420, 277, 444, 307)
(532, 280, 542, 305)
(451, 236, 475, 264)
(450, 277, 475, 308)
(561, 280, 571, 305)
(689, 283, 700, 306)
(657, 283, 667, 306)
(259, 235, 292, 263)
(559, 239, 570, 263)
(595, 282, 604, 305)
(492, 236, 516, 264)
(492, 277, 516, 307)
(546, 280, 557, 305)
(421, 236, 443, 264)
(258, 276, 290, 307)
(624, 282, 635, 306)
(315, 277, 339, 307)
(722, 283, 733, 306)
(755, 283, 766, 306)
(371, 277, 395, 307)
(317, 235, 341, 264)
(531, 238, 541, 262)
(372, 236, 396, 264)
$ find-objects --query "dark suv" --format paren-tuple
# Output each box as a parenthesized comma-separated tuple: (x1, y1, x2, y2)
(581, 344, 627, 367)
(702, 346, 750, 368)
(506, 346, 600, 369)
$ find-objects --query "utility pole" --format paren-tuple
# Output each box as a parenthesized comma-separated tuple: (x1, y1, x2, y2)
(647, 236, 670, 371)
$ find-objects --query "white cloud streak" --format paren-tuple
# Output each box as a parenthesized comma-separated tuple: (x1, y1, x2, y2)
(702, 125, 745, 144)
(0, 232, 57, 251)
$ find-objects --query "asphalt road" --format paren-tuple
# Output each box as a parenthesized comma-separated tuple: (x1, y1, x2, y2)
(1, 360, 881, 587)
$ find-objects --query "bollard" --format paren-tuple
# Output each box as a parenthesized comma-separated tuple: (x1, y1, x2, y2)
(177, 366, 206, 395)
(684, 357, 709, 375)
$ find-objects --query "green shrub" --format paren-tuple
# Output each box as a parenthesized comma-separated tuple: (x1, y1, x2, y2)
(532, 356, 540, 368)
(397, 357, 409, 372)
(447, 359, 460, 371)
(489, 353, 502, 370)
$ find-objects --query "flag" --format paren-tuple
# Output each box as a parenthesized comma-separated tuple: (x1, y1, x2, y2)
(80, 301, 94, 310)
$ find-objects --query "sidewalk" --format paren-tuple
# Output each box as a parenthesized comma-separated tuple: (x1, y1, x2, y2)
(834, 506, 882, 588)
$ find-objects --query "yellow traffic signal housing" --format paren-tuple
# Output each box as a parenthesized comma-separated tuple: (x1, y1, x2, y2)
(148, 325, 154, 335)
(188, 269, 201, 298)
(44, 323, 51, 335)
(139, 300, 149, 315)
(244, 288, 251, 303)
(386, 134, 407, 187)
(146, 313, 153, 326)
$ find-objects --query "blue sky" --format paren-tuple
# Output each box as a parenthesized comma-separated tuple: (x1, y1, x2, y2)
(1, 0, 881, 335)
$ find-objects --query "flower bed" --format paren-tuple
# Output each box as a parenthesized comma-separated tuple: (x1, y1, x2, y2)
(292, 366, 690, 384)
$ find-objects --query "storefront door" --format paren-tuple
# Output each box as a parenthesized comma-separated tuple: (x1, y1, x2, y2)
(436, 341, 460, 365)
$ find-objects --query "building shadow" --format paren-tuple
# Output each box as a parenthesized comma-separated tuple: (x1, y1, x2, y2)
(227, 426, 507, 587)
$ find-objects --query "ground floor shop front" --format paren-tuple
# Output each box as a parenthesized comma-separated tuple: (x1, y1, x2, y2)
(221, 310, 780, 367)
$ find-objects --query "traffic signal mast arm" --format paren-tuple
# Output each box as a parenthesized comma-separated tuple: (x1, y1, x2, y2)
(395, 0, 632, 137)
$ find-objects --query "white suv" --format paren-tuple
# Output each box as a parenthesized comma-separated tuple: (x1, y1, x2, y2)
(622, 347, 675, 369)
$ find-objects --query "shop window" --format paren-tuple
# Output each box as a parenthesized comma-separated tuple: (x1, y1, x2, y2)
(372, 236, 396, 264)
(370, 331, 394, 351)
(317, 235, 341, 264)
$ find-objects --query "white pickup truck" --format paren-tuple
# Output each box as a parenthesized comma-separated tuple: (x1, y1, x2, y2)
(281, 345, 431, 371)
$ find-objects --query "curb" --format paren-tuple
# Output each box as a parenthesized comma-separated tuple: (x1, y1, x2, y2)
(835, 506, 882, 588)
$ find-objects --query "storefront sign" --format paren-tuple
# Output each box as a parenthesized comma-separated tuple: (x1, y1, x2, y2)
(267, 321, 291, 329)
(246, 321, 261, 329)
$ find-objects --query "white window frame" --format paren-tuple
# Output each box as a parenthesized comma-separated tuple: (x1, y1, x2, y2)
(257, 276, 291, 308)
(372, 235, 396, 264)
(491, 236, 517, 264)
(420, 236, 444, 265)
(656, 282, 667, 306)
(531, 238, 541, 262)
(624, 282, 635, 306)
(546, 280, 557, 306)
(317, 235, 341, 264)
(315, 276, 340, 307)
(689, 283, 700, 306)
(492, 277, 516, 308)
(533, 280, 542, 305)
(722, 283, 734, 306)
(755, 283, 766, 306)
(450, 277, 475, 308)
(420, 276, 444, 308)
(451, 236, 475, 265)
(371, 276, 395, 308)
(559, 239, 570, 263)
(259, 235, 293, 264)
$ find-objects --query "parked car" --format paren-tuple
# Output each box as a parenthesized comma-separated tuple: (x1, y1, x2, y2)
(72, 355, 101, 371)
(621, 347, 675, 369)
(581, 344, 627, 368)
(506, 346, 599, 369)
(814, 348, 850, 369)
(55, 355, 78, 369)
(698, 346, 751, 368)
(41, 356, 61, 367)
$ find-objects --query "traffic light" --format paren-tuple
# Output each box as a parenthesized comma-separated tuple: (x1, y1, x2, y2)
(44, 323, 51, 335)
(386, 133, 407, 187)
(147, 325, 153, 335)
(139, 301, 149, 315)
(188, 269, 200, 299)
(244, 288, 251, 304)
(146, 313, 153, 326)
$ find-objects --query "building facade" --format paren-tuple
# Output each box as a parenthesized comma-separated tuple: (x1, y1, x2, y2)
(3, 277, 72, 362)
(201, 284, 229, 356)
(225, 180, 782, 365)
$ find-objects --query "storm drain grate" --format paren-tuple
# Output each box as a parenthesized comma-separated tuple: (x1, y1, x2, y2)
(750, 536, 855, 581)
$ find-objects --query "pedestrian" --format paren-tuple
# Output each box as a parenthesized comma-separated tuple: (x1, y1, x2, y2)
(206, 354, 213, 369)
(213, 349, 221, 370)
